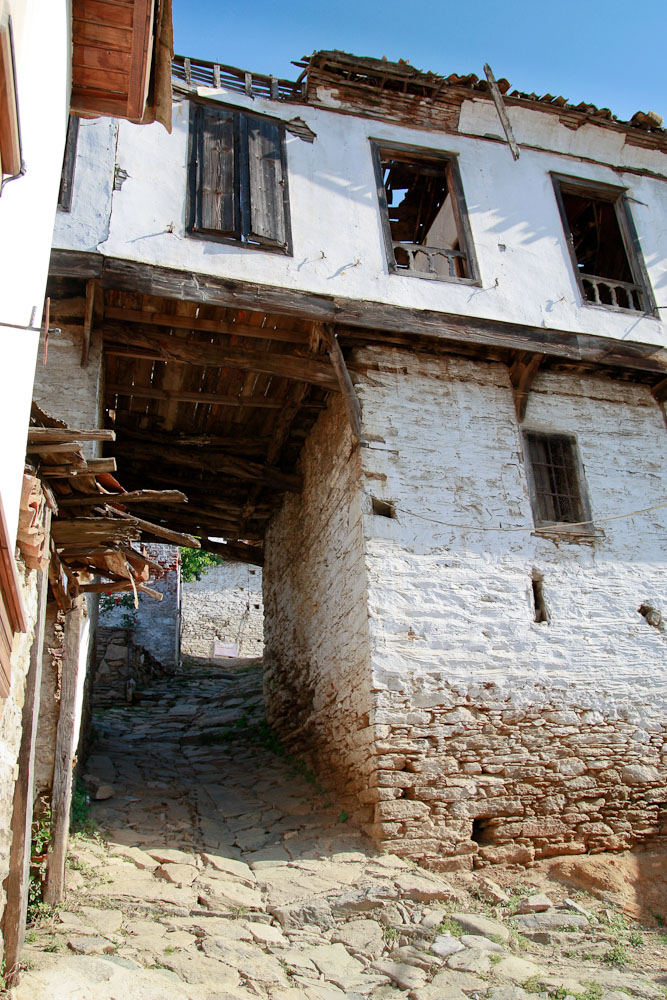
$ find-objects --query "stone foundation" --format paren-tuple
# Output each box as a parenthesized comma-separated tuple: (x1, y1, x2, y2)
(0, 560, 38, 956)
(263, 346, 667, 865)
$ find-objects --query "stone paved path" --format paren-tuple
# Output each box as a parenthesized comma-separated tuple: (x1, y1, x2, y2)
(14, 661, 667, 999)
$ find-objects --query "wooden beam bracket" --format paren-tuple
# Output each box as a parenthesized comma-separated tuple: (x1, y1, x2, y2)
(322, 323, 363, 443)
(509, 352, 543, 422)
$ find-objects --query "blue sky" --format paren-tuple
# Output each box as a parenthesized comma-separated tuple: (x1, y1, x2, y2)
(172, 0, 667, 123)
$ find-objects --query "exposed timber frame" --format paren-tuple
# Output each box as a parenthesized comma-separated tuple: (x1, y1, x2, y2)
(49, 251, 667, 382)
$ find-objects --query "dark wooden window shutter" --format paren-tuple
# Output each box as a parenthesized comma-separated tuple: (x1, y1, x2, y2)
(192, 105, 239, 239)
(244, 116, 288, 250)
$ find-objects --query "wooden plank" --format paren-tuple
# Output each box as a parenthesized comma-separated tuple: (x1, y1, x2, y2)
(115, 511, 201, 548)
(73, 2, 134, 29)
(81, 279, 96, 367)
(104, 306, 309, 344)
(50, 251, 667, 378)
(126, 0, 154, 122)
(1, 514, 51, 986)
(104, 381, 286, 408)
(111, 440, 302, 492)
(192, 104, 239, 238)
(103, 326, 339, 390)
(58, 116, 79, 212)
(245, 116, 288, 250)
(27, 442, 88, 457)
(72, 19, 132, 49)
(59, 489, 187, 507)
(73, 42, 131, 73)
(27, 428, 116, 444)
(41, 458, 117, 478)
(44, 596, 85, 905)
(198, 537, 264, 566)
(483, 64, 520, 161)
(322, 324, 363, 442)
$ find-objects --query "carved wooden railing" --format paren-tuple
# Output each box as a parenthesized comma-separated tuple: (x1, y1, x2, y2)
(392, 242, 468, 279)
(581, 273, 644, 312)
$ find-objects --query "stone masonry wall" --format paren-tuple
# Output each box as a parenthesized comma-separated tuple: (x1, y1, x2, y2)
(181, 562, 263, 660)
(263, 395, 375, 820)
(0, 560, 38, 956)
(353, 346, 667, 868)
(99, 544, 180, 668)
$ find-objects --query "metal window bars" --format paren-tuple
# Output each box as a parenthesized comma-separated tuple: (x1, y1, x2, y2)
(525, 433, 584, 525)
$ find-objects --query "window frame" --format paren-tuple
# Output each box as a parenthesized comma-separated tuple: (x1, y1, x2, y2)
(551, 172, 657, 318)
(370, 139, 480, 285)
(186, 99, 293, 256)
(522, 429, 594, 537)
(57, 116, 80, 212)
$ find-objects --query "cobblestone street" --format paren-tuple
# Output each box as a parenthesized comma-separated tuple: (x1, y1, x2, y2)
(14, 661, 667, 1000)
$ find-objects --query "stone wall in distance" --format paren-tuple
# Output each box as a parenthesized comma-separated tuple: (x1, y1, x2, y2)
(181, 561, 263, 661)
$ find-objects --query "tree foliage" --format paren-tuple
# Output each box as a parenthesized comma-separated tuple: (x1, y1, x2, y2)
(179, 547, 224, 582)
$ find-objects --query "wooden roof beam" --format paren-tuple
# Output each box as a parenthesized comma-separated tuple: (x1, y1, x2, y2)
(104, 306, 310, 345)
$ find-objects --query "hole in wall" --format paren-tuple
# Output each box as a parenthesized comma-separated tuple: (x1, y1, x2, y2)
(532, 571, 548, 624)
(471, 818, 497, 846)
(372, 497, 396, 519)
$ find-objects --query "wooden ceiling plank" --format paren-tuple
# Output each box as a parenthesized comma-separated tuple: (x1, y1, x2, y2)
(104, 306, 310, 344)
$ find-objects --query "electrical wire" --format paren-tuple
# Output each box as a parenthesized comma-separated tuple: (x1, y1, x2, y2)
(362, 490, 667, 534)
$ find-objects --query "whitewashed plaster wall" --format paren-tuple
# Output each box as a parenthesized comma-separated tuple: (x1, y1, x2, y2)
(53, 88, 667, 350)
(355, 346, 667, 865)
(181, 561, 263, 660)
(0, 0, 70, 545)
(52, 117, 117, 252)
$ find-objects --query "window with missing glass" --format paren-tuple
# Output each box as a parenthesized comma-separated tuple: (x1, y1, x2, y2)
(371, 141, 479, 283)
(523, 431, 592, 529)
(552, 174, 655, 315)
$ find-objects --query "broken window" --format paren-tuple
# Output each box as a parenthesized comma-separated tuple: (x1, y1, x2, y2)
(372, 142, 478, 282)
(523, 431, 591, 528)
(552, 175, 655, 314)
(188, 103, 292, 254)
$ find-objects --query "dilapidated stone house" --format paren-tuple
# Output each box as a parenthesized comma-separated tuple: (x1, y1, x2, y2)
(45, 49, 667, 873)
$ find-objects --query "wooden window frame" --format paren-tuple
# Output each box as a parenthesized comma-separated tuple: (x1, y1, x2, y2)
(0, 496, 27, 699)
(187, 100, 293, 256)
(58, 116, 80, 212)
(551, 172, 657, 318)
(371, 139, 480, 285)
(522, 430, 594, 538)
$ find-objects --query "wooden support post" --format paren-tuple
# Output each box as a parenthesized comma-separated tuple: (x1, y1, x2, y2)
(81, 279, 96, 368)
(1, 513, 51, 986)
(322, 324, 363, 443)
(483, 63, 520, 161)
(43, 595, 85, 906)
(509, 352, 543, 422)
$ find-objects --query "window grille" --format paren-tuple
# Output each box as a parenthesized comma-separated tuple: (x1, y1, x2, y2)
(524, 431, 588, 526)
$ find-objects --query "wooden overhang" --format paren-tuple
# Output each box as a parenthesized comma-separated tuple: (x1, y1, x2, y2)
(48, 251, 667, 561)
(71, 0, 172, 126)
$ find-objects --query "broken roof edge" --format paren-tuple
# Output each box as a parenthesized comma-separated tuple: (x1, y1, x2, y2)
(171, 49, 665, 147)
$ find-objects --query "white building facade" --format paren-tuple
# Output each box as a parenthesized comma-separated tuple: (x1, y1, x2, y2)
(50, 52, 667, 867)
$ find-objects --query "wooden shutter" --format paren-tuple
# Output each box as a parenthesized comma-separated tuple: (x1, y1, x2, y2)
(192, 105, 239, 239)
(244, 116, 289, 250)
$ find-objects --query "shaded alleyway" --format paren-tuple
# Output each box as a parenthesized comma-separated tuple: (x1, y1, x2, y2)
(14, 662, 667, 1000)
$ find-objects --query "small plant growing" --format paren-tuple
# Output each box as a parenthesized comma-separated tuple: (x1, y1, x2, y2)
(383, 925, 400, 946)
(603, 942, 628, 969)
(436, 916, 464, 938)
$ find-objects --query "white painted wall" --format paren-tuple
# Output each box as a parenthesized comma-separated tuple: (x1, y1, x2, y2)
(52, 117, 117, 252)
(54, 85, 667, 350)
(0, 0, 70, 544)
